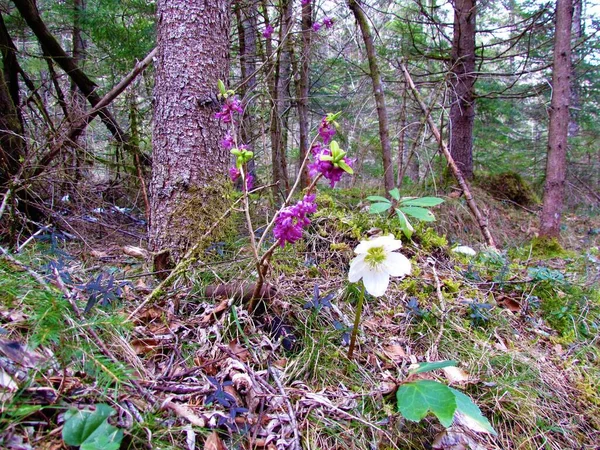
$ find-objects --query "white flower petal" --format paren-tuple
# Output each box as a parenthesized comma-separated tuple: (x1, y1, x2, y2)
(354, 239, 377, 254)
(384, 252, 412, 277)
(362, 269, 390, 297)
(348, 254, 367, 282)
(354, 234, 401, 254)
(453, 245, 477, 256)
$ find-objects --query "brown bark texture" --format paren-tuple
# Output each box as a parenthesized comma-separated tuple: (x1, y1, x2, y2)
(540, 0, 573, 238)
(449, 0, 476, 180)
(296, 0, 312, 189)
(348, 0, 395, 194)
(150, 0, 231, 262)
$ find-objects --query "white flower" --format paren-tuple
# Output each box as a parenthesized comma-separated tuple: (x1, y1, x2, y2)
(452, 245, 477, 256)
(348, 234, 412, 297)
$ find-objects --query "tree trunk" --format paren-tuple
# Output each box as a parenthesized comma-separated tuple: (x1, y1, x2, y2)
(568, 0, 581, 137)
(540, 0, 573, 238)
(12, 0, 127, 143)
(449, 0, 476, 180)
(150, 0, 231, 266)
(296, 0, 312, 189)
(235, 1, 258, 180)
(347, 0, 395, 194)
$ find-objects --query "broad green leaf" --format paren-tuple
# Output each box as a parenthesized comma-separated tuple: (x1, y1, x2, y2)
(401, 197, 444, 207)
(397, 380, 457, 427)
(395, 209, 413, 239)
(450, 388, 497, 435)
(217, 79, 227, 97)
(369, 202, 392, 214)
(366, 195, 391, 203)
(337, 160, 354, 174)
(400, 206, 436, 222)
(409, 360, 457, 375)
(63, 404, 123, 450)
(389, 188, 400, 201)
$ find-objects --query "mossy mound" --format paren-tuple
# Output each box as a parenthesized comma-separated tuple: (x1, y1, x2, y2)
(478, 172, 539, 206)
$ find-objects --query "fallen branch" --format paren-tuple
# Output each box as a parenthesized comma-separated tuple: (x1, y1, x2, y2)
(400, 62, 497, 249)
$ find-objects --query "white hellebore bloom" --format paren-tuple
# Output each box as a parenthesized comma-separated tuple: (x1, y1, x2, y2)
(452, 245, 477, 256)
(348, 234, 412, 297)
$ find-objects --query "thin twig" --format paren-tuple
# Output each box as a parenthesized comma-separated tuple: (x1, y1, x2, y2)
(268, 365, 301, 450)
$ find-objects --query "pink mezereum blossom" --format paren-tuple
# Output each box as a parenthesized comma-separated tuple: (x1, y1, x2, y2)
(323, 17, 334, 29)
(221, 132, 234, 150)
(318, 117, 336, 144)
(215, 96, 243, 123)
(263, 24, 274, 38)
(308, 144, 354, 188)
(273, 194, 317, 247)
(312, 22, 321, 32)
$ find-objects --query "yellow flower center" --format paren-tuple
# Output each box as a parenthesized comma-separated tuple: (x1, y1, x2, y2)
(364, 246, 386, 268)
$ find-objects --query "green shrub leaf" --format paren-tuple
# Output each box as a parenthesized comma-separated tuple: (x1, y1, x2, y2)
(366, 195, 391, 204)
(395, 209, 413, 239)
(389, 188, 400, 201)
(409, 360, 458, 375)
(401, 197, 444, 207)
(397, 380, 457, 427)
(369, 202, 392, 214)
(400, 206, 436, 222)
(450, 388, 497, 435)
(63, 404, 123, 450)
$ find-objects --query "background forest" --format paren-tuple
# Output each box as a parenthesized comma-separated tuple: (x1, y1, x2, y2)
(0, 0, 599, 449)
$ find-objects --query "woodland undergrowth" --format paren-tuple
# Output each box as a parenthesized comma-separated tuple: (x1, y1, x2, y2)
(0, 189, 599, 450)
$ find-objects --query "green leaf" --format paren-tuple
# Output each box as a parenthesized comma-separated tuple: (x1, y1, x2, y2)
(409, 360, 458, 374)
(337, 160, 354, 174)
(369, 202, 392, 214)
(401, 197, 444, 207)
(320, 155, 333, 161)
(389, 188, 400, 201)
(397, 380, 457, 427)
(366, 195, 391, 203)
(450, 388, 497, 435)
(400, 206, 436, 222)
(63, 404, 123, 450)
(217, 79, 227, 97)
(330, 140, 340, 153)
(395, 209, 413, 239)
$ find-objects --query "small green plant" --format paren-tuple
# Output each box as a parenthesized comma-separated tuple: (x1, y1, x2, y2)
(367, 188, 444, 239)
(396, 361, 496, 434)
(62, 404, 123, 450)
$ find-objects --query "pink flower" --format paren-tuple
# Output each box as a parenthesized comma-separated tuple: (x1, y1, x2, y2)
(318, 117, 336, 144)
(221, 132, 234, 150)
(301, 0, 310, 4)
(215, 96, 244, 123)
(323, 17, 334, 29)
(308, 144, 354, 188)
(263, 24, 274, 39)
(273, 194, 317, 247)
(245, 174, 254, 191)
(312, 22, 321, 32)
(229, 167, 241, 182)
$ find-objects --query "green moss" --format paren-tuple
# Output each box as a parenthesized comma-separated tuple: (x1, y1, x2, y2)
(478, 171, 540, 206)
(528, 236, 573, 259)
(415, 226, 448, 250)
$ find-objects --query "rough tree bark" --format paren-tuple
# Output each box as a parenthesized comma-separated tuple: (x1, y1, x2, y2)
(150, 0, 231, 267)
(449, 0, 476, 180)
(296, 0, 312, 189)
(540, 0, 573, 238)
(348, 0, 395, 194)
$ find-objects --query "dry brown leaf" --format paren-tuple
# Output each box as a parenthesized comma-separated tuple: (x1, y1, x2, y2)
(442, 366, 472, 384)
(123, 245, 149, 259)
(228, 339, 250, 362)
(130, 338, 161, 355)
(0, 369, 18, 403)
(199, 298, 230, 326)
(90, 250, 108, 259)
(204, 431, 226, 450)
(0, 339, 45, 368)
(496, 295, 520, 312)
(383, 345, 407, 362)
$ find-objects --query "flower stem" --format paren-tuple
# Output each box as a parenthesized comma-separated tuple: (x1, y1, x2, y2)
(347, 283, 365, 359)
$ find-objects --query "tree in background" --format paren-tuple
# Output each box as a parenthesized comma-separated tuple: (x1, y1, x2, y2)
(540, 0, 573, 238)
(150, 0, 231, 267)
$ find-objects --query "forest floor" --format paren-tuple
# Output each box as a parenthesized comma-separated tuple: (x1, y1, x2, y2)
(0, 186, 599, 450)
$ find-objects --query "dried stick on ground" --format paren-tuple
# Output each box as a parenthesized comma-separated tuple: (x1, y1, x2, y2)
(400, 62, 497, 249)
